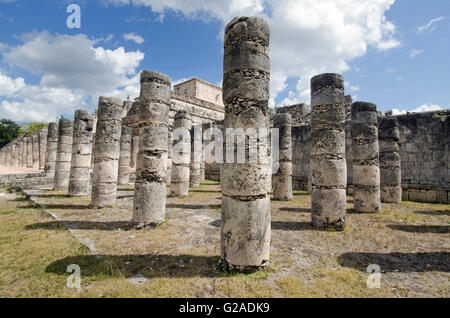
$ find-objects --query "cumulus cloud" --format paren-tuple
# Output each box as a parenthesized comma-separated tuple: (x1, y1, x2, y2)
(417, 17, 445, 34)
(0, 73, 25, 97)
(409, 49, 424, 58)
(123, 32, 145, 44)
(0, 31, 144, 122)
(100, 0, 400, 105)
(391, 104, 443, 115)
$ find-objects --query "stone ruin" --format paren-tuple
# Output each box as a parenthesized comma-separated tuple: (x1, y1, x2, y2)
(0, 15, 449, 273)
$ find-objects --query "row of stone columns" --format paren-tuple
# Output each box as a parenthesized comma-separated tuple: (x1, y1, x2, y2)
(0, 132, 49, 170)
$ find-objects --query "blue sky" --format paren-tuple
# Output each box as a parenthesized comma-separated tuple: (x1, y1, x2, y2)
(0, 0, 448, 123)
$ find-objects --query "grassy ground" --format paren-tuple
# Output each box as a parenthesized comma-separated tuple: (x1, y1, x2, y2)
(0, 182, 449, 298)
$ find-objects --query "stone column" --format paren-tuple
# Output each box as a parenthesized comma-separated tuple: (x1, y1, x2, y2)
(310, 73, 347, 230)
(165, 129, 173, 186)
(117, 126, 132, 185)
(351, 102, 381, 213)
(44, 122, 58, 178)
(130, 130, 139, 169)
(54, 119, 73, 191)
(378, 116, 402, 203)
(26, 137, 33, 168)
(345, 95, 353, 194)
(200, 158, 206, 181)
(38, 129, 48, 170)
(32, 135, 39, 169)
(221, 16, 272, 270)
(170, 111, 192, 197)
(68, 110, 94, 196)
(91, 97, 122, 208)
(132, 70, 171, 227)
(273, 113, 293, 201)
(189, 124, 202, 187)
(21, 139, 27, 167)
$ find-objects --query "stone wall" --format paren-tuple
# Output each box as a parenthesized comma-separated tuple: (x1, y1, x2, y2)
(0, 172, 52, 188)
(276, 104, 310, 126)
(174, 78, 224, 106)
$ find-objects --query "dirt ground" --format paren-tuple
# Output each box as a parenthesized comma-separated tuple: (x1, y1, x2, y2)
(2, 180, 449, 297)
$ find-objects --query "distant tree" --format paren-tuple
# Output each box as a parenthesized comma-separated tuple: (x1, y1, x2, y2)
(19, 122, 49, 137)
(0, 119, 20, 148)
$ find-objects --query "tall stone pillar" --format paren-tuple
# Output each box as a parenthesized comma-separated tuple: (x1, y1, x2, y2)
(26, 137, 33, 168)
(310, 73, 347, 230)
(189, 124, 202, 187)
(21, 138, 27, 167)
(221, 16, 271, 270)
(54, 119, 73, 191)
(91, 97, 122, 208)
(11, 142, 17, 166)
(132, 70, 171, 227)
(130, 130, 139, 169)
(117, 126, 132, 185)
(200, 157, 206, 181)
(273, 113, 293, 201)
(165, 129, 173, 186)
(170, 111, 192, 197)
(68, 110, 94, 196)
(38, 129, 47, 170)
(32, 135, 39, 169)
(345, 95, 353, 194)
(378, 117, 402, 203)
(351, 102, 381, 213)
(44, 122, 58, 178)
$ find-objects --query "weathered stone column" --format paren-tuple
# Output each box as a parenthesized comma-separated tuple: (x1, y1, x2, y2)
(273, 113, 293, 201)
(38, 129, 47, 170)
(91, 97, 122, 207)
(117, 126, 132, 185)
(221, 16, 272, 270)
(54, 119, 73, 191)
(130, 130, 139, 169)
(32, 135, 39, 169)
(44, 122, 58, 177)
(68, 110, 94, 196)
(165, 129, 173, 186)
(132, 70, 171, 226)
(26, 137, 33, 168)
(21, 138, 27, 167)
(189, 124, 202, 187)
(351, 102, 381, 213)
(378, 116, 402, 203)
(345, 95, 353, 194)
(170, 111, 192, 197)
(310, 73, 347, 230)
(200, 157, 206, 181)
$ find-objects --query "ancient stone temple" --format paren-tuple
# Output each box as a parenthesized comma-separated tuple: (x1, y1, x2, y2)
(91, 97, 122, 208)
(379, 116, 402, 203)
(351, 102, 381, 213)
(54, 118, 73, 191)
(170, 111, 192, 197)
(221, 16, 272, 270)
(68, 110, 94, 197)
(132, 70, 170, 227)
(44, 122, 58, 178)
(273, 113, 293, 201)
(117, 126, 132, 185)
(310, 73, 347, 230)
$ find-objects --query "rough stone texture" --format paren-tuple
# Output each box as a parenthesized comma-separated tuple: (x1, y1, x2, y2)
(32, 134, 39, 169)
(118, 126, 132, 185)
(54, 119, 74, 191)
(310, 73, 347, 231)
(351, 102, 381, 213)
(69, 110, 94, 196)
(190, 124, 202, 187)
(132, 70, 171, 226)
(221, 16, 271, 270)
(171, 111, 192, 197)
(26, 137, 33, 168)
(378, 116, 402, 203)
(21, 138, 27, 167)
(275, 103, 310, 126)
(273, 113, 293, 201)
(38, 129, 47, 170)
(44, 122, 58, 178)
(130, 130, 139, 169)
(91, 97, 122, 207)
(344, 95, 353, 194)
(165, 129, 173, 186)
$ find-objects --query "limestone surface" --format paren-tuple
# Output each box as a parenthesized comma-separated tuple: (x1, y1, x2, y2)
(44, 122, 58, 178)
(54, 119, 74, 191)
(273, 113, 293, 201)
(118, 126, 132, 185)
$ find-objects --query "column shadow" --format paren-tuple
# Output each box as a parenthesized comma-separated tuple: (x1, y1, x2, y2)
(387, 224, 449, 234)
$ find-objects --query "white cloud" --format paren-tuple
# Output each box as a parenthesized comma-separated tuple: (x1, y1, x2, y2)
(409, 49, 424, 58)
(0, 31, 144, 122)
(392, 104, 443, 115)
(417, 17, 445, 34)
(100, 0, 400, 105)
(0, 73, 25, 97)
(385, 67, 395, 73)
(123, 32, 145, 44)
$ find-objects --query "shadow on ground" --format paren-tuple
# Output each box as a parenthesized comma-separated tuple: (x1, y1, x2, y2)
(20, 204, 92, 210)
(338, 252, 450, 272)
(279, 207, 311, 213)
(414, 210, 450, 216)
(25, 220, 135, 231)
(167, 204, 221, 210)
(45, 254, 223, 278)
(387, 224, 449, 234)
(209, 219, 314, 231)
